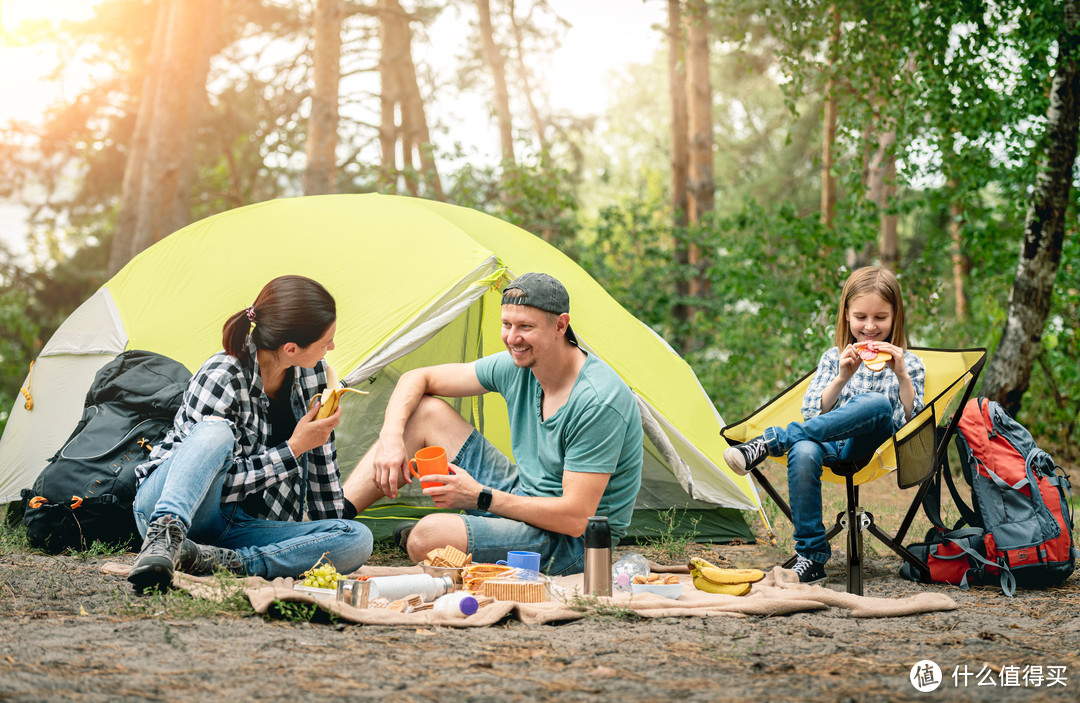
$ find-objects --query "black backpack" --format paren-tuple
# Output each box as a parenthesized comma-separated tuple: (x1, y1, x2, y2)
(21, 350, 191, 553)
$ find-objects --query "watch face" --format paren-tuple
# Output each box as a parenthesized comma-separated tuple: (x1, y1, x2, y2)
(478, 488, 492, 511)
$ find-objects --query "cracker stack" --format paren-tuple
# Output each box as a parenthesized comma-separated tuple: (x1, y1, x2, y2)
(425, 545, 472, 568)
(481, 579, 548, 603)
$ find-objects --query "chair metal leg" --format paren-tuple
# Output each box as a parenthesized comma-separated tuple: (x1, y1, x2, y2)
(844, 479, 864, 596)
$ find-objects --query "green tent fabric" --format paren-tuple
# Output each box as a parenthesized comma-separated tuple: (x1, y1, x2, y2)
(0, 194, 759, 541)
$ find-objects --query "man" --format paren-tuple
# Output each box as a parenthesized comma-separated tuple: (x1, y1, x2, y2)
(342, 272, 643, 575)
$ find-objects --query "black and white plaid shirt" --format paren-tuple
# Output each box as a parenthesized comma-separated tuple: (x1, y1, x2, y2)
(135, 343, 346, 522)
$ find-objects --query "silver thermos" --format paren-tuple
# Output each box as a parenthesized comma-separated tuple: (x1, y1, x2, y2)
(583, 515, 612, 596)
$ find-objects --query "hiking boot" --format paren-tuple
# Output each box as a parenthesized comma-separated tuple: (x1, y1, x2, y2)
(177, 539, 246, 576)
(723, 437, 769, 476)
(791, 555, 827, 585)
(128, 515, 186, 592)
(393, 521, 414, 554)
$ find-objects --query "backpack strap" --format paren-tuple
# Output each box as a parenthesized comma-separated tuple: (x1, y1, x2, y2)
(922, 439, 979, 532)
(941, 530, 1018, 597)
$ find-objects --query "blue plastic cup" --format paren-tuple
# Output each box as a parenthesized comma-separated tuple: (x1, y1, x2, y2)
(497, 550, 541, 578)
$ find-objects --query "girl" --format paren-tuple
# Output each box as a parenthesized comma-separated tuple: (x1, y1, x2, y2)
(723, 266, 925, 584)
(128, 275, 372, 592)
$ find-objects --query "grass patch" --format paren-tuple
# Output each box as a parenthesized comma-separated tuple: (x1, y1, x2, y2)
(114, 572, 255, 619)
(635, 507, 701, 564)
(71, 540, 131, 560)
(563, 591, 641, 621)
(366, 538, 406, 566)
(265, 599, 340, 625)
(0, 504, 31, 554)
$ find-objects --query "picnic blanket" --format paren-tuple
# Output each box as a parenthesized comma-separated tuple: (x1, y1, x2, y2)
(103, 562, 957, 626)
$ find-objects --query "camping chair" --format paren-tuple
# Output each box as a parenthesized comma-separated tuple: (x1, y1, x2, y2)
(721, 347, 987, 595)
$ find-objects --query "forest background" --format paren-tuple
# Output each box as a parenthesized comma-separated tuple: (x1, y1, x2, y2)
(0, 0, 1077, 471)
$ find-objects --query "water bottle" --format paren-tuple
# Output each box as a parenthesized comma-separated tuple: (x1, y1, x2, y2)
(611, 553, 650, 592)
(583, 516, 613, 596)
(433, 592, 479, 618)
(367, 574, 455, 602)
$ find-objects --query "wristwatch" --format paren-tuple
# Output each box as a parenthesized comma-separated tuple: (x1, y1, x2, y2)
(477, 487, 493, 511)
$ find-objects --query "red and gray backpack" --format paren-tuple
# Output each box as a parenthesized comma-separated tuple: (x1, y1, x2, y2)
(900, 398, 1077, 596)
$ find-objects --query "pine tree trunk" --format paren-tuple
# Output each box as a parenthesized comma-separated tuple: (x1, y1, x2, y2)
(108, 1, 168, 276)
(128, 0, 220, 261)
(950, 194, 967, 321)
(685, 0, 712, 306)
(820, 5, 840, 229)
(304, 0, 344, 196)
(982, 0, 1080, 415)
(508, 0, 546, 155)
(377, 0, 400, 192)
(879, 150, 898, 269)
(669, 0, 691, 342)
(378, 0, 442, 199)
(476, 0, 515, 166)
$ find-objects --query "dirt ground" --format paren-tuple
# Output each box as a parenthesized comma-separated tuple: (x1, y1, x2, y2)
(2, 534, 1078, 703)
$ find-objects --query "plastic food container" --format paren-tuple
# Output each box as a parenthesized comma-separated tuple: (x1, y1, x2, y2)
(630, 582, 683, 600)
(293, 585, 336, 600)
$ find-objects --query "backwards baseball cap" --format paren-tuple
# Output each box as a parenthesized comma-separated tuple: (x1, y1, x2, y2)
(501, 272, 579, 346)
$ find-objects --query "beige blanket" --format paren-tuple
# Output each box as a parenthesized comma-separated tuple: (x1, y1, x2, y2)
(104, 562, 956, 626)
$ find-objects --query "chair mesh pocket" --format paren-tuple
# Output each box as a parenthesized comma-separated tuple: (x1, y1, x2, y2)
(896, 409, 937, 489)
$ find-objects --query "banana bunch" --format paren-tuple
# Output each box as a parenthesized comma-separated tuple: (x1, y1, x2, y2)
(310, 365, 368, 420)
(688, 557, 765, 596)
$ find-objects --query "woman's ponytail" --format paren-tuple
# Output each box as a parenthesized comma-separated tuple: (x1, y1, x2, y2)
(222, 309, 255, 360)
(221, 276, 335, 361)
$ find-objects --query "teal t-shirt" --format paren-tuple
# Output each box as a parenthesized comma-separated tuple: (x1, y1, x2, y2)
(474, 351, 643, 539)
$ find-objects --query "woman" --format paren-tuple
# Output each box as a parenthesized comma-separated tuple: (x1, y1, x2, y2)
(129, 275, 372, 591)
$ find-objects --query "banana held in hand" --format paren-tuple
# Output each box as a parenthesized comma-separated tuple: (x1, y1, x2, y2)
(688, 557, 765, 596)
(309, 365, 368, 420)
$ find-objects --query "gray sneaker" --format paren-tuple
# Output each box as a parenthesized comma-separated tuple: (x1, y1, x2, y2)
(177, 540, 245, 576)
(128, 515, 186, 592)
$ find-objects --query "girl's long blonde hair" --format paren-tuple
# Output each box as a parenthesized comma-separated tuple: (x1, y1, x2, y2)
(833, 266, 909, 349)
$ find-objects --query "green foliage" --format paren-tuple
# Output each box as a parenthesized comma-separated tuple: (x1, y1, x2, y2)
(636, 508, 702, 564)
(0, 285, 39, 435)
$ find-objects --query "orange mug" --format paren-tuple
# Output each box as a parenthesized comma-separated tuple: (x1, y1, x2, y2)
(409, 446, 449, 488)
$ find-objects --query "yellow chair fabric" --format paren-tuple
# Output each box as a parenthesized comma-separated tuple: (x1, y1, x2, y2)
(722, 347, 987, 487)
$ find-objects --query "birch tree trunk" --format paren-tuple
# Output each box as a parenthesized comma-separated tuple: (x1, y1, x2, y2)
(124, 0, 220, 266)
(304, 0, 344, 196)
(685, 0, 712, 305)
(477, 0, 515, 166)
(982, 0, 1080, 415)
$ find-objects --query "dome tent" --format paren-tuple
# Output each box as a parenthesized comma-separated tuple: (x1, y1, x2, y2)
(0, 194, 760, 543)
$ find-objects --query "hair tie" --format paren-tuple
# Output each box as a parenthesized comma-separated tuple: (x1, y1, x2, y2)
(245, 306, 256, 322)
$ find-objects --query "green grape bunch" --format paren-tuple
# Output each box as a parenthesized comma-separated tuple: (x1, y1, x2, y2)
(300, 555, 342, 589)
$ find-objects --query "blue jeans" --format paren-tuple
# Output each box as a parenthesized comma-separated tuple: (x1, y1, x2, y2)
(762, 393, 895, 563)
(451, 429, 587, 576)
(133, 418, 372, 578)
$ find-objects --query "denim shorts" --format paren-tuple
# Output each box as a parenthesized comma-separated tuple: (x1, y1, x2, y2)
(452, 429, 585, 576)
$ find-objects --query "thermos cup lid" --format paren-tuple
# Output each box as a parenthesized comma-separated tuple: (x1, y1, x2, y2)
(584, 515, 611, 549)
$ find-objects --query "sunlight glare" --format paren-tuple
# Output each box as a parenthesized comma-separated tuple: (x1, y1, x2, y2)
(0, 0, 100, 123)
